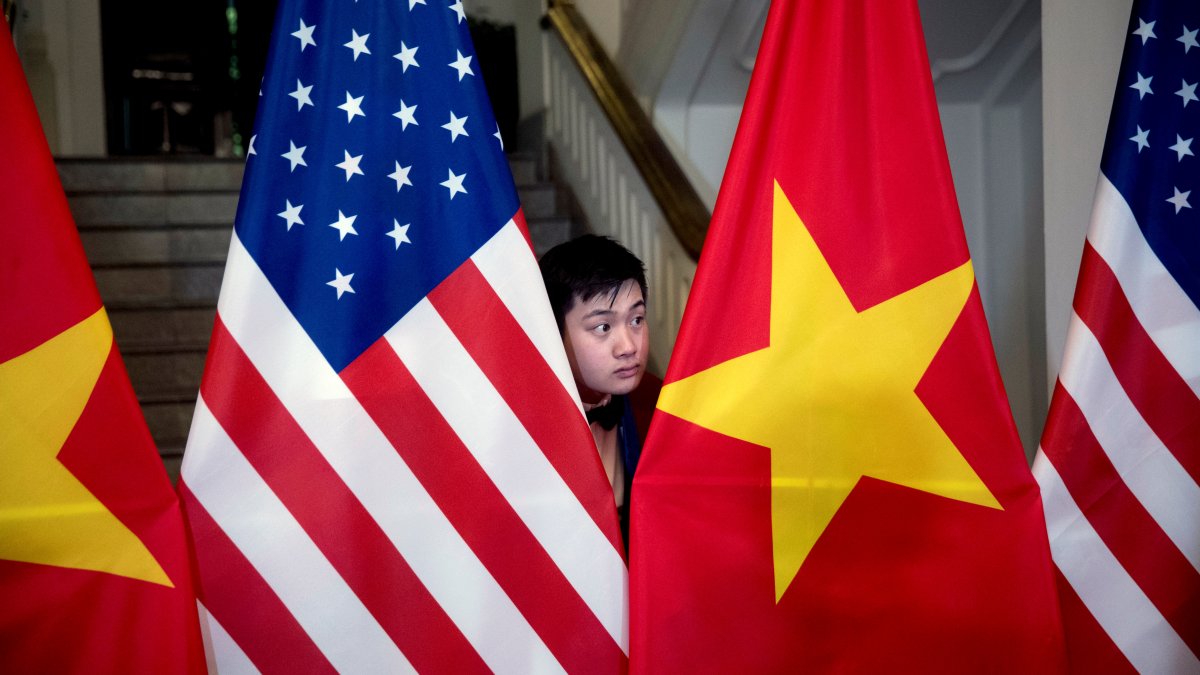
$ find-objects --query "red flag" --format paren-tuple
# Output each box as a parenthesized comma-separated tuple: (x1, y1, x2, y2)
(1033, 1, 1200, 671)
(629, 1, 1066, 670)
(0, 26, 205, 674)
(177, 0, 627, 670)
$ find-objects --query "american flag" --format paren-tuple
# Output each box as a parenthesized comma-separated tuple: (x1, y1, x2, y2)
(1033, 0, 1200, 672)
(177, 1, 629, 671)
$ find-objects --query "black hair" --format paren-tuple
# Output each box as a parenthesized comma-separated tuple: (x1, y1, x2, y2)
(539, 234, 648, 334)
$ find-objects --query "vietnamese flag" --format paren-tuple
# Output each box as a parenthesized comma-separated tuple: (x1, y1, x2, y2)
(0, 26, 205, 673)
(629, 0, 1067, 671)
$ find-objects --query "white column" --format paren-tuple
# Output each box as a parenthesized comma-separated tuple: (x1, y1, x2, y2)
(1041, 0, 1130, 389)
(13, 0, 107, 156)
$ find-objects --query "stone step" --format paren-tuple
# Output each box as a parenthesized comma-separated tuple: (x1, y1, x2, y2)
(109, 304, 216, 351)
(516, 183, 558, 220)
(86, 215, 568, 304)
(58, 156, 540, 192)
(527, 216, 579, 257)
(80, 226, 233, 266)
(123, 349, 207, 400)
(58, 155, 540, 193)
(57, 159, 245, 193)
(94, 264, 225, 305)
(162, 455, 184, 484)
(68, 185, 556, 229)
(71, 190, 559, 228)
(68, 192, 239, 228)
(141, 398, 198, 452)
(507, 151, 541, 186)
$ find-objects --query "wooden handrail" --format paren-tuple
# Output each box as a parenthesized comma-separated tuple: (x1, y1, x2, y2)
(545, 0, 709, 260)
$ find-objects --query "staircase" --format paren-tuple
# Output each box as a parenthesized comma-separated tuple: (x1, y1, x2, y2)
(59, 154, 580, 481)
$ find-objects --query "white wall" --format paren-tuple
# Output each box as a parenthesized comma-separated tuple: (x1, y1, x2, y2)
(512, 0, 545, 124)
(1042, 0, 1130, 389)
(13, 0, 106, 156)
(467, 0, 545, 123)
(573, 0, 622, 59)
(649, 0, 763, 205)
(930, 0, 1046, 455)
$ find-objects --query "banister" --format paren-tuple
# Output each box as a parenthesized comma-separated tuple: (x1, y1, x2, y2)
(545, 0, 710, 260)
(3, 0, 18, 34)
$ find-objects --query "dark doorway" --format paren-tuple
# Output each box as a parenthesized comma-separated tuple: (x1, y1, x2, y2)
(101, 0, 276, 156)
(468, 17, 518, 152)
(101, 2, 518, 157)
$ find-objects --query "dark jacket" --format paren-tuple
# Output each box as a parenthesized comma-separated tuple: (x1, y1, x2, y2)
(616, 395, 642, 550)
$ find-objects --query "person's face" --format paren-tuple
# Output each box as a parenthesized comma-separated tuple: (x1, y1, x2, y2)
(562, 280, 648, 403)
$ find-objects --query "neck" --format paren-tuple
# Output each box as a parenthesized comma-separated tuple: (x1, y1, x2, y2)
(582, 393, 612, 411)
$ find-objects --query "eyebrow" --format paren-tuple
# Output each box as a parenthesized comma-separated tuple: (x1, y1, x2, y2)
(582, 299, 645, 320)
(581, 308, 616, 320)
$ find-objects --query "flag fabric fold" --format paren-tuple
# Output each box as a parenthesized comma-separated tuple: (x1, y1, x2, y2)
(0, 25, 205, 674)
(177, 1, 629, 671)
(629, 1, 1066, 671)
(1033, 1, 1200, 672)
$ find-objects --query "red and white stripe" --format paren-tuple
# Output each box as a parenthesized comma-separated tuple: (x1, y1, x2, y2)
(180, 218, 629, 673)
(1034, 176, 1200, 673)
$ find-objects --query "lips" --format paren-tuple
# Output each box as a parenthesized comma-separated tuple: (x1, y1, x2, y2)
(614, 364, 641, 378)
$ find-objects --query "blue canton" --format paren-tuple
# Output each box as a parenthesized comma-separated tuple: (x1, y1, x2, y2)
(1103, 0, 1200, 308)
(235, 0, 518, 372)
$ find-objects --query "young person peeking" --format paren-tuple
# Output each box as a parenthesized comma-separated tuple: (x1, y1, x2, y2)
(539, 235, 648, 543)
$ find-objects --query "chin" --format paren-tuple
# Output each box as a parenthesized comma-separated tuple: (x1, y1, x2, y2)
(608, 375, 643, 396)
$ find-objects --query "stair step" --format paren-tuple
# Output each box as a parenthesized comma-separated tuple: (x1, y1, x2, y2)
(508, 152, 540, 185)
(57, 159, 245, 193)
(109, 305, 217, 351)
(69, 191, 564, 228)
(527, 216, 578, 256)
(516, 184, 559, 219)
(124, 350, 207, 399)
(80, 226, 233, 266)
(58, 156, 539, 192)
(70, 189, 559, 228)
(121, 340, 212, 356)
(94, 264, 225, 305)
(68, 193, 239, 228)
(161, 455, 184, 484)
(138, 390, 205, 405)
(141, 399, 198, 450)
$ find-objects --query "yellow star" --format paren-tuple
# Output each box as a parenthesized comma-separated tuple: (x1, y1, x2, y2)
(0, 308, 171, 586)
(657, 181, 1000, 602)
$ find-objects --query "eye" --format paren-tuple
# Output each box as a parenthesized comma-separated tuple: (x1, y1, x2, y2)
(631, 315, 645, 327)
(592, 323, 611, 335)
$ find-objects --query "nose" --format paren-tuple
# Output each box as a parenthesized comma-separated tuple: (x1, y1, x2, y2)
(613, 325, 637, 358)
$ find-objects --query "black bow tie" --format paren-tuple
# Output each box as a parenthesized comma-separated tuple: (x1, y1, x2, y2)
(585, 397, 623, 430)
